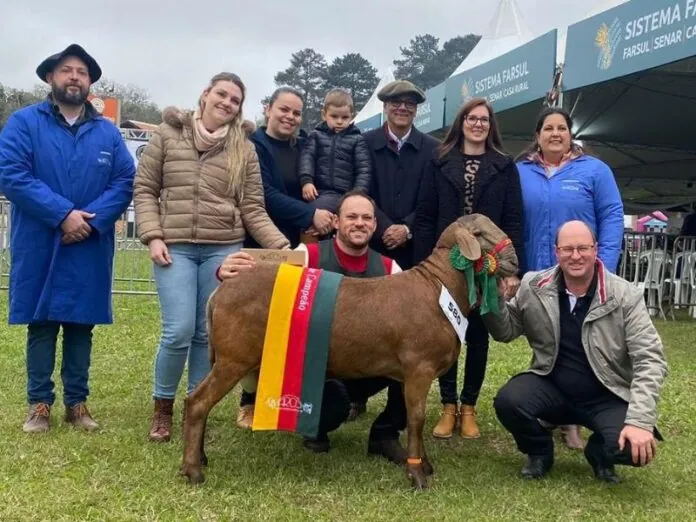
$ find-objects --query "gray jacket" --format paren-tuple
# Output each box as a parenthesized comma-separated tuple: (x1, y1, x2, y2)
(483, 261, 668, 431)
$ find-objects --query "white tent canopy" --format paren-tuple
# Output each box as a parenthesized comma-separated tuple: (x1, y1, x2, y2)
(353, 67, 395, 124)
(449, 0, 534, 77)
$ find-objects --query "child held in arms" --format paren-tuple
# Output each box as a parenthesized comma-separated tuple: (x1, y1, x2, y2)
(298, 89, 372, 239)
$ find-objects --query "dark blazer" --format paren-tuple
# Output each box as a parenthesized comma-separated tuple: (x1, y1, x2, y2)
(246, 128, 314, 247)
(412, 147, 525, 272)
(363, 123, 440, 269)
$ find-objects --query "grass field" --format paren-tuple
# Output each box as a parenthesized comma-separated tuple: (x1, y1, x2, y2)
(0, 291, 694, 521)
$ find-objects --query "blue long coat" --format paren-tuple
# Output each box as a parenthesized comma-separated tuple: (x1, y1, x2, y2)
(0, 101, 135, 325)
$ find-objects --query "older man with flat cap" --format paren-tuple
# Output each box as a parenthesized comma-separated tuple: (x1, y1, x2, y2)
(362, 80, 440, 270)
(0, 44, 135, 433)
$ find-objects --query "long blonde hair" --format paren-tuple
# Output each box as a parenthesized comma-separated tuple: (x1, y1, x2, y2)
(200, 72, 248, 202)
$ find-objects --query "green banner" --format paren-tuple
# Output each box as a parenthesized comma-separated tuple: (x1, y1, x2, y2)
(355, 113, 382, 133)
(564, 0, 696, 90)
(414, 82, 446, 133)
(445, 30, 557, 124)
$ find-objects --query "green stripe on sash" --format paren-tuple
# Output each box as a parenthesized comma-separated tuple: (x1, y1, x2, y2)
(296, 270, 344, 437)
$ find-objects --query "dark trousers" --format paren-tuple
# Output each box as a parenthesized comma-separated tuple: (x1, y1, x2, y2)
(494, 373, 647, 468)
(26, 322, 94, 407)
(344, 377, 406, 441)
(310, 191, 342, 214)
(240, 377, 406, 441)
(438, 309, 489, 406)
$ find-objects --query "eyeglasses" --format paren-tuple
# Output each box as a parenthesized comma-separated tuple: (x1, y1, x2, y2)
(557, 244, 595, 256)
(388, 100, 417, 110)
(465, 115, 490, 126)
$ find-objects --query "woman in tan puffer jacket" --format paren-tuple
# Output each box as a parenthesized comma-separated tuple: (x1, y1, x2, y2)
(133, 72, 289, 443)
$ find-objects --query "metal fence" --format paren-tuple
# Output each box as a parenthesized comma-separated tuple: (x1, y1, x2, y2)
(0, 197, 156, 295)
(1, 197, 696, 317)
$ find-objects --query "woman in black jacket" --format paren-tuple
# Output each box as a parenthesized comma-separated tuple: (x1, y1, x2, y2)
(412, 97, 524, 440)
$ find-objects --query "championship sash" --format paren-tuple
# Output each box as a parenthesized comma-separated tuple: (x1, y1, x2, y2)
(252, 263, 343, 438)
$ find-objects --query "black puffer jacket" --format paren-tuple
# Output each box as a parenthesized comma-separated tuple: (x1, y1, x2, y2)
(299, 122, 371, 193)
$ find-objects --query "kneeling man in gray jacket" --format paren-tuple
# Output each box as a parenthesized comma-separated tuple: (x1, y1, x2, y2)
(484, 220, 668, 482)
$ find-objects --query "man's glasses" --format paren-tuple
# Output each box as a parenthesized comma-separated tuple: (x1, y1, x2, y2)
(465, 115, 490, 126)
(388, 100, 417, 110)
(557, 244, 595, 256)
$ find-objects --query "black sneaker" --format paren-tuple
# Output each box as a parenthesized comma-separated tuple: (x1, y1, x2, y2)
(521, 453, 554, 479)
(303, 433, 330, 453)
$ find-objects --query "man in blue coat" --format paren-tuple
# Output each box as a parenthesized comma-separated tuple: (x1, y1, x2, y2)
(0, 44, 135, 433)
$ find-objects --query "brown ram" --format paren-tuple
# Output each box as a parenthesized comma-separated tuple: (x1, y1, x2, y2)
(181, 213, 519, 489)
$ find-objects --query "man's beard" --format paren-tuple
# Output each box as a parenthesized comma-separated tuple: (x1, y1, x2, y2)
(338, 229, 369, 249)
(51, 82, 88, 106)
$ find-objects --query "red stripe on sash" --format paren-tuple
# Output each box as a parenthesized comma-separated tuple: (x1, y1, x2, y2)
(276, 268, 321, 430)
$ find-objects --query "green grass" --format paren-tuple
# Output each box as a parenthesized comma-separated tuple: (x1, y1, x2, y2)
(0, 292, 694, 521)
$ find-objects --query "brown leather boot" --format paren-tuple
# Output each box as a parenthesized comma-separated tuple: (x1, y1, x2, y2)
(432, 403, 458, 439)
(236, 404, 254, 429)
(460, 404, 480, 439)
(65, 402, 99, 431)
(148, 398, 174, 442)
(23, 403, 51, 433)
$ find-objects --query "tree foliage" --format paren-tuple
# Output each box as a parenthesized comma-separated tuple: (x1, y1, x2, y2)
(92, 78, 163, 124)
(273, 48, 328, 129)
(0, 83, 49, 128)
(1, 78, 163, 129)
(323, 53, 379, 112)
(268, 49, 380, 129)
(393, 33, 481, 90)
(264, 32, 480, 129)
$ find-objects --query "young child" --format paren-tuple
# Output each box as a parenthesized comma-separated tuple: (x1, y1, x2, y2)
(298, 89, 372, 215)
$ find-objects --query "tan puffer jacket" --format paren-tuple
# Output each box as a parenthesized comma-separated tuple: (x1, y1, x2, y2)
(133, 107, 290, 249)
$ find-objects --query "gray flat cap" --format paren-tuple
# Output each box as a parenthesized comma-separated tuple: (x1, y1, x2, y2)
(377, 80, 427, 104)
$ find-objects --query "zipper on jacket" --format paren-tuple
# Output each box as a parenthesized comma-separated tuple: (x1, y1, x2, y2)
(329, 133, 337, 188)
(581, 309, 622, 397)
(192, 156, 203, 240)
(534, 291, 561, 374)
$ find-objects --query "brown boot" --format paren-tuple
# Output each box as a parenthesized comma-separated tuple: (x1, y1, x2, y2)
(561, 424, 585, 449)
(65, 402, 99, 431)
(23, 403, 51, 433)
(236, 404, 254, 429)
(460, 404, 481, 439)
(149, 398, 174, 442)
(432, 403, 458, 439)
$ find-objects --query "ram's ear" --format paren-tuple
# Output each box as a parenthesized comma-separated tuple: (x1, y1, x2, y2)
(455, 228, 481, 261)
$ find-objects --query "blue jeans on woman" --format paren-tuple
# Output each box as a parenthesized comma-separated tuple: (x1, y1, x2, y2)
(152, 243, 241, 400)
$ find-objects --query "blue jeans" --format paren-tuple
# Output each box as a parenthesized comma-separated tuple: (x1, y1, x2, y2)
(152, 243, 241, 399)
(26, 322, 94, 407)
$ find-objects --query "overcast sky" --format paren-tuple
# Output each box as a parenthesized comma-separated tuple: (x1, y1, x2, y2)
(1, 0, 601, 121)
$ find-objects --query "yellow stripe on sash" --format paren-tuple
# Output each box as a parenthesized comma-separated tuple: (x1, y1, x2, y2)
(253, 263, 304, 430)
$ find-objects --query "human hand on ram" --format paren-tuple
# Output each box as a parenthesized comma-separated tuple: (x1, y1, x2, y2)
(502, 275, 520, 300)
(219, 251, 256, 279)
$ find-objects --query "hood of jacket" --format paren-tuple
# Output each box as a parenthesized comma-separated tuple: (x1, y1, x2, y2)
(162, 105, 255, 136)
(314, 121, 361, 136)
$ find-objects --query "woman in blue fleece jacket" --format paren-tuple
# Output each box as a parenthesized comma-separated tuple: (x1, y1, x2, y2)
(516, 107, 624, 450)
(516, 107, 624, 275)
